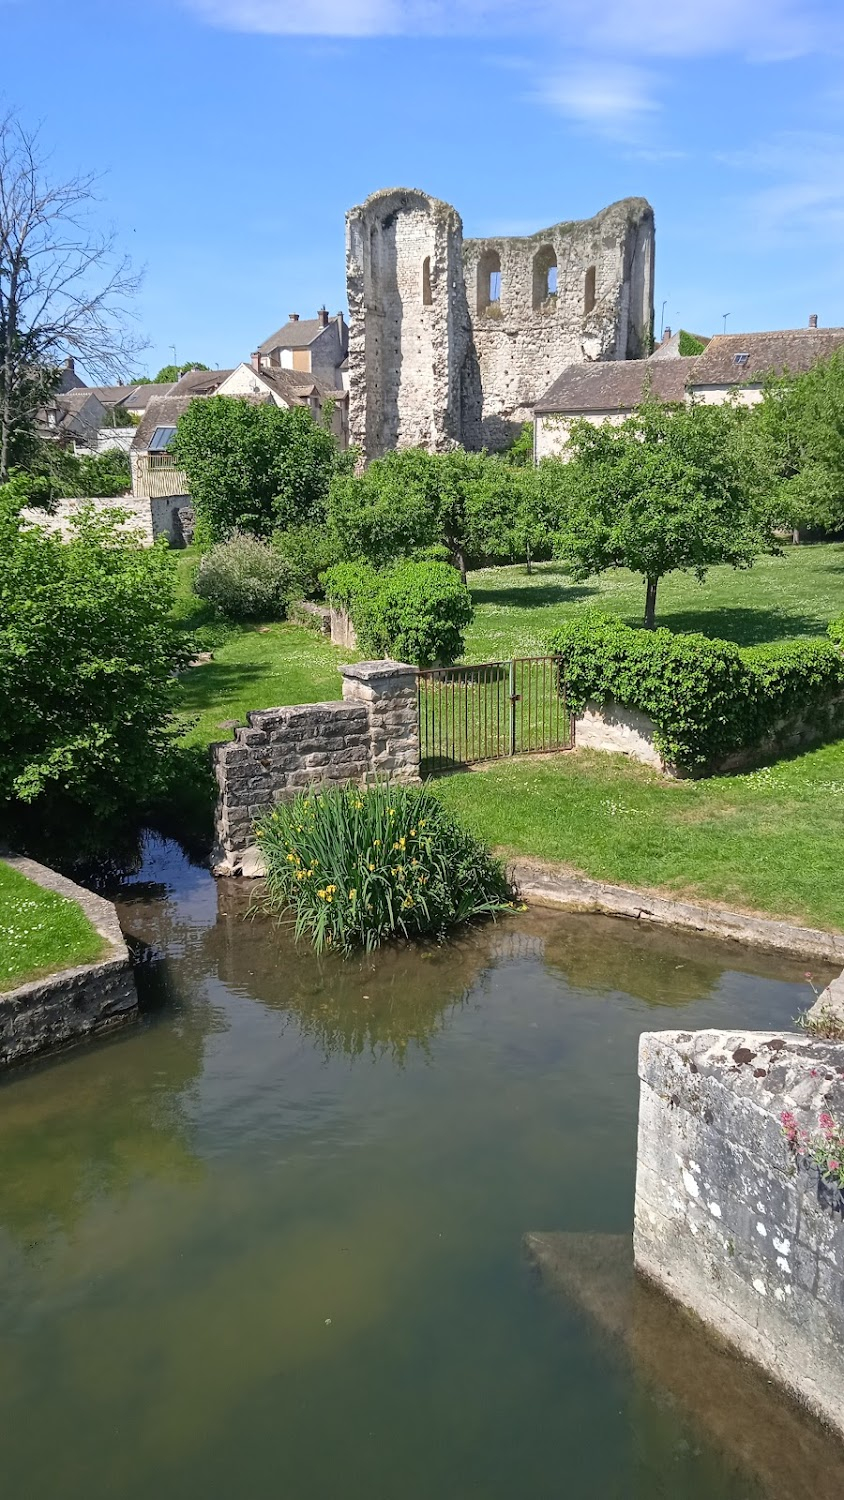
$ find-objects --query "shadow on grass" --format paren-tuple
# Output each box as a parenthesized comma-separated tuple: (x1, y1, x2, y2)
(470, 582, 598, 609)
(644, 606, 830, 646)
(175, 659, 267, 715)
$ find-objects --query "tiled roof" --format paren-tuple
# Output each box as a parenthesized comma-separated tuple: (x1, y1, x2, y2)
(258, 317, 329, 353)
(131, 396, 196, 452)
(535, 358, 695, 415)
(171, 368, 233, 396)
(690, 329, 844, 384)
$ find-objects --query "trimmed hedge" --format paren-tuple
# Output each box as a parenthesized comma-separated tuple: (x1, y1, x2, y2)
(322, 559, 473, 666)
(548, 613, 844, 772)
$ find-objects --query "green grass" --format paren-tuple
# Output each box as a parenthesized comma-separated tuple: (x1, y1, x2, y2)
(166, 547, 844, 932)
(463, 542, 844, 660)
(171, 551, 356, 750)
(435, 742, 844, 933)
(0, 862, 106, 992)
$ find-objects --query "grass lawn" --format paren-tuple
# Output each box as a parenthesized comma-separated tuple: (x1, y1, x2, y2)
(167, 546, 844, 931)
(0, 862, 106, 993)
(171, 551, 355, 751)
(464, 542, 844, 660)
(435, 743, 844, 933)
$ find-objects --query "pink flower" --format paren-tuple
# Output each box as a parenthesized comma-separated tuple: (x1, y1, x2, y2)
(829, 1160, 840, 1172)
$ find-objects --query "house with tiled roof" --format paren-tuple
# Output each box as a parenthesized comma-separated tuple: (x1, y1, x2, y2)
(533, 318, 844, 459)
(218, 357, 349, 446)
(254, 308, 348, 391)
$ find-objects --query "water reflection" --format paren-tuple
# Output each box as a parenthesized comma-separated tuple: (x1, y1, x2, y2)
(0, 834, 833, 1500)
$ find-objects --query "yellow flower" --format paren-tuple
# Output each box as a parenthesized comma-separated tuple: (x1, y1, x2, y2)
(354, 799, 363, 809)
(369, 863, 375, 871)
(373, 839, 381, 848)
(325, 893, 333, 903)
(349, 888, 357, 900)
(317, 889, 326, 899)
(419, 819, 426, 828)
(410, 828, 416, 837)
(402, 896, 414, 909)
(326, 884, 337, 894)
(311, 859, 319, 868)
(286, 853, 295, 863)
(388, 808, 395, 816)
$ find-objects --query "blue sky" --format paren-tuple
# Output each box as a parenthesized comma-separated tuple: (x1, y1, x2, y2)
(4, 0, 844, 377)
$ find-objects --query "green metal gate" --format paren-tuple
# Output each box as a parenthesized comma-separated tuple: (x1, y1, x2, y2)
(417, 656, 573, 774)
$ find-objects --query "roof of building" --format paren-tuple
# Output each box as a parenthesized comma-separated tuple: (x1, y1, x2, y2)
(534, 357, 695, 415)
(131, 396, 196, 453)
(171, 368, 233, 396)
(689, 328, 844, 384)
(257, 316, 335, 354)
(650, 329, 711, 360)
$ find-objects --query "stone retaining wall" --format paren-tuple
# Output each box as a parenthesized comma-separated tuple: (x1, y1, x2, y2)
(634, 1025, 844, 1436)
(578, 694, 844, 776)
(0, 853, 137, 1067)
(212, 660, 420, 875)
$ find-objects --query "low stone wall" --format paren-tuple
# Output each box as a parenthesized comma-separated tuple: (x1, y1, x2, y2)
(19, 494, 193, 548)
(0, 853, 137, 1067)
(289, 600, 331, 636)
(212, 659, 420, 876)
(578, 694, 844, 776)
(634, 1024, 844, 1436)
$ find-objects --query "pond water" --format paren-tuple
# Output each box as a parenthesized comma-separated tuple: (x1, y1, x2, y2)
(0, 835, 838, 1499)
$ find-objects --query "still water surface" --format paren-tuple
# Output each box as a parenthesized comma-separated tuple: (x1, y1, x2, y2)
(0, 836, 837, 1499)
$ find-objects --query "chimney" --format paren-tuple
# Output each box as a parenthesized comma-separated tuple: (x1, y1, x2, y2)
(289, 313, 299, 322)
(318, 306, 329, 328)
(809, 313, 818, 328)
(64, 355, 75, 371)
(251, 350, 262, 371)
(663, 326, 672, 342)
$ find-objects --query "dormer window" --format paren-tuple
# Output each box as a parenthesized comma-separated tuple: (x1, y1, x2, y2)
(734, 352, 749, 366)
(149, 425, 176, 452)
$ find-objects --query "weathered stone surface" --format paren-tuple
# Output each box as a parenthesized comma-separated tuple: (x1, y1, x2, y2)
(346, 187, 654, 457)
(0, 852, 136, 1067)
(512, 858, 844, 962)
(634, 1027, 844, 1436)
(212, 660, 421, 875)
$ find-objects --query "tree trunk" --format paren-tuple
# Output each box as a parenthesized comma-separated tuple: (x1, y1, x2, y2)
(454, 548, 467, 585)
(792, 527, 801, 545)
(526, 543, 532, 576)
(644, 576, 659, 630)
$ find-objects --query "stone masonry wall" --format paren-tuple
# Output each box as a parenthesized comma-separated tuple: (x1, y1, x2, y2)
(212, 660, 420, 876)
(0, 852, 137, 1066)
(346, 186, 654, 457)
(635, 1027, 844, 1436)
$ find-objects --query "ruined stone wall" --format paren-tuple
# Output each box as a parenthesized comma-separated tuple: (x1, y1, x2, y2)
(635, 1027, 844, 1437)
(463, 199, 654, 448)
(212, 660, 420, 875)
(346, 188, 478, 460)
(346, 188, 654, 457)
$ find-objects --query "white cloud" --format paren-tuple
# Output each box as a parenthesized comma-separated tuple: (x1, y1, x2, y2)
(536, 62, 659, 137)
(184, 0, 834, 51)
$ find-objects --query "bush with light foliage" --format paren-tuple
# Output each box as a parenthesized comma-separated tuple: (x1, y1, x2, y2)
(194, 532, 293, 620)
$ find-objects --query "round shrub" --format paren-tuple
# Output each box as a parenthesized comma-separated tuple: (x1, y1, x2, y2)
(322, 559, 473, 665)
(194, 532, 292, 620)
(256, 780, 516, 953)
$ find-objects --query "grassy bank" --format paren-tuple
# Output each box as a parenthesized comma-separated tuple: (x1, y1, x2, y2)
(435, 742, 844, 933)
(0, 862, 106, 992)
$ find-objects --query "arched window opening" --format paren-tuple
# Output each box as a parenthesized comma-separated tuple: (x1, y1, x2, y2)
(532, 244, 558, 309)
(477, 249, 502, 314)
(584, 265, 597, 315)
(422, 256, 433, 306)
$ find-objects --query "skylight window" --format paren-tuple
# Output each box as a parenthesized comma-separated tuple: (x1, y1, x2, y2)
(734, 352, 749, 366)
(149, 425, 176, 452)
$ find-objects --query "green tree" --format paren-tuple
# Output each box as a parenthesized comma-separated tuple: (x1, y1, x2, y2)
(171, 395, 350, 543)
(329, 448, 529, 580)
(0, 445, 130, 507)
(755, 351, 844, 536)
(557, 397, 774, 628)
(0, 502, 191, 820)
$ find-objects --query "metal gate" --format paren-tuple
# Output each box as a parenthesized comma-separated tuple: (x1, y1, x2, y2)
(417, 656, 573, 774)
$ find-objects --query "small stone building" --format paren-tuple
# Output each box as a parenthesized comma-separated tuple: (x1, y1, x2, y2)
(534, 357, 694, 460)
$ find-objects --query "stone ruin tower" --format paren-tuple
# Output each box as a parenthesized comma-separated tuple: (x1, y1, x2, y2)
(346, 187, 655, 460)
